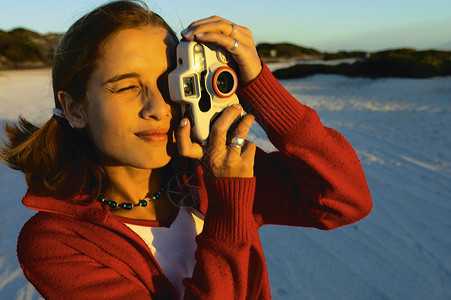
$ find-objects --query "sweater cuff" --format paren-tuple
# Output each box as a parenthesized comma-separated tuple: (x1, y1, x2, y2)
(201, 176, 256, 242)
(238, 61, 313, 141)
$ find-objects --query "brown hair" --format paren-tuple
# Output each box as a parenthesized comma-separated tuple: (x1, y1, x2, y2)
(0, 0, 178, 201)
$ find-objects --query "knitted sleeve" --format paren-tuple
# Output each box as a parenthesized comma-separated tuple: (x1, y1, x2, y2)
(237, 62, 372, 229)
(183, 176, 266, 299)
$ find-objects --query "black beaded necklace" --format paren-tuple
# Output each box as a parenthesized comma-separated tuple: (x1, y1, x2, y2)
(97, 186, 166, 210)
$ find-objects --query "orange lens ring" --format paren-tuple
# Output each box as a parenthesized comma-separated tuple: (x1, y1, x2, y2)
(212, 66, 238, 98)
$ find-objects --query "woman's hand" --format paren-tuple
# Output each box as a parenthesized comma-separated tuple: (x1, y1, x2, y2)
(181, 16, 262, 85)
(176, 104, 256, 178)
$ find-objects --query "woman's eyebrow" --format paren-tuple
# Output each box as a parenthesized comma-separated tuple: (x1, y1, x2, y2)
(102, 72, 140, 86)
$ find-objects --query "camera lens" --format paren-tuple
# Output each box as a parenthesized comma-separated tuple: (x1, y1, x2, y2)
(216, 71, 234, 94)
(212, 67, 237, 98)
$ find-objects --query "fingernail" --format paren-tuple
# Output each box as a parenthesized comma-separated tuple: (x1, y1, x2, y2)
(180, 118, 188, 127)
(181, 29, 193, 38)
(195, 33, 205, 38)
(232, 103, 241, 110)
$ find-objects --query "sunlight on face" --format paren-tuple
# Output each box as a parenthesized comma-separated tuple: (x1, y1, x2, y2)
(83, 26, 179, 170)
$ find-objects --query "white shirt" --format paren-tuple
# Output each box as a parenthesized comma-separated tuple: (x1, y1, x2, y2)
(126, 207, 204, 299)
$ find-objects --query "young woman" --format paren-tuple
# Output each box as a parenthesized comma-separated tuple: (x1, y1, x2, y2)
(1, 0, 372, 299)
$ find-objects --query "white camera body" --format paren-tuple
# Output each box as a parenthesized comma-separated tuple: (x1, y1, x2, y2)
(168, 41, 242, 145)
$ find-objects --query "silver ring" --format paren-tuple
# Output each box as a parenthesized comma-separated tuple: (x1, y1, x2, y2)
(229, 23, 238, 39)
(230, 137, 246, 149)
(230, 39, 239, 51)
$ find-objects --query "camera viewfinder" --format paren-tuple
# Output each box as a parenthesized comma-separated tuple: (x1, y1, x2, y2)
(183, 76, 195, 97)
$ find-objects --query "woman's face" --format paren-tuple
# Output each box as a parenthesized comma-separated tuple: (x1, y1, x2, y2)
(83, 26, 179, 169)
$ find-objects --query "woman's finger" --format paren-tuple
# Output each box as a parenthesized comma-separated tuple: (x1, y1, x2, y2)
(182, 25, 252, 48)
(182, 16, 262, 85)
(176, 118, 203, 160)
(231, 114, 255, 138)
(193, 32, 245, 54)
(228, 113, 255, 154)
(240, 140, 257, 163)
(182, 18, 252, 43)
(192, 31, 261, 83)
(208, 104, 243, 149)
(185, 16, 246, 34)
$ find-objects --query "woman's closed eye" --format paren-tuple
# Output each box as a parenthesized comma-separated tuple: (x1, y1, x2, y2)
(115, 85, 141, 93)
(107, 83, 142, 95)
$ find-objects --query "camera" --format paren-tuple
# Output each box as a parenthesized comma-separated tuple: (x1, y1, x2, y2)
(168, 41, 242, 145)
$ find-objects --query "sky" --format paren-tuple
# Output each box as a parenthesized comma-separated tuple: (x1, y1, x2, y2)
(1, 0, 450, 52)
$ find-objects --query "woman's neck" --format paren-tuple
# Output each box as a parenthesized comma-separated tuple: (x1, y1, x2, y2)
(103, 166, 174, 221)
(105, 166, 159, 203)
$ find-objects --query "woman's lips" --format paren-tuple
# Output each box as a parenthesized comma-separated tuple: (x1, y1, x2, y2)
(135, 129, 169, 142)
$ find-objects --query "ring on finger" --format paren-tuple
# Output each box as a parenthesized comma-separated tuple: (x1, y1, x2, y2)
(229, 23, 238, 39)
(230, 39, 239, 51)
(230, 136, 246, 149)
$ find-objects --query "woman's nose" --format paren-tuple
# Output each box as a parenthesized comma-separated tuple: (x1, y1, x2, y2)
(140, 89, 171, 120)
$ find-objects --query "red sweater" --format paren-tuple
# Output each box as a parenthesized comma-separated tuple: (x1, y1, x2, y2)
(17, 62, 372, 299)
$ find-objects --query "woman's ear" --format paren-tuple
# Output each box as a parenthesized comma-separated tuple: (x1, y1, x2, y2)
(57, 91, 88, 129)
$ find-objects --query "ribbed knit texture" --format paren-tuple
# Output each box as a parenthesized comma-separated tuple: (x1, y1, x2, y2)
(201, 176, 256, 242)
(238, 62, 309, 140)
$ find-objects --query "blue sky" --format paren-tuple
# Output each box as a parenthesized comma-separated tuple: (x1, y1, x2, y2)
(1, 0, 450, 51)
